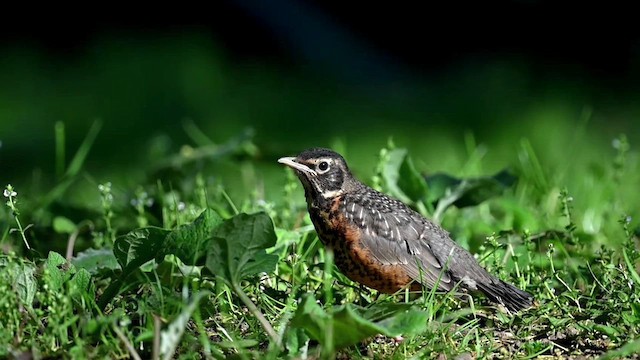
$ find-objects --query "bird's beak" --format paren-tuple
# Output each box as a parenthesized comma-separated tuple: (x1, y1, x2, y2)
(278, 157, 317, 175)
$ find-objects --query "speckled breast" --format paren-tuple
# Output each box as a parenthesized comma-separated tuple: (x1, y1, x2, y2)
(307, 196, 418, 294)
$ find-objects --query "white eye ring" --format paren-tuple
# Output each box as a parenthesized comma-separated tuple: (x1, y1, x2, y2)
(317, 161, 330, 173)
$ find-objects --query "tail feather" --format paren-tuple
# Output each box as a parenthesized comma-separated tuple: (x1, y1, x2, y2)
(477, 280, 533, 313)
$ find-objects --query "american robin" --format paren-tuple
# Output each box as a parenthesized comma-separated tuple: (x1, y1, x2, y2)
(278, 147, 533, 312)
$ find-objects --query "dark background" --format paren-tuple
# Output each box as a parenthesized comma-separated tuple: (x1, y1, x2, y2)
(3, 2, 638, 80)
(1, 1, 639, 201)
(3, 2, 638, 79)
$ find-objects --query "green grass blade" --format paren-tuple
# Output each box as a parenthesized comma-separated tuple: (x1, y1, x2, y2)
(623, 249, 640, 286)
(65, 120, 102, 178)
(55, 121, 65, 179)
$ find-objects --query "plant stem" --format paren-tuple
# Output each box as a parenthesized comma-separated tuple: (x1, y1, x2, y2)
(14, 215, 31, 250)
(232, 282, 280, 346)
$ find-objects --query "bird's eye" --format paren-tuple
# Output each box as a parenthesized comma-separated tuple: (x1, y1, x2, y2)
(318, 161, 329, 172)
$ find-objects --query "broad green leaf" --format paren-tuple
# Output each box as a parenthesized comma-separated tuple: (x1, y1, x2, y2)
(1, 257, 38, 307)
(284, 327, 310, 357)
(70, 268, 95, 306)
(45, 250, 67, 267)
(381, 148, 430, 204)
(425, 170, 516, 208)
(16, 263, 37, 307)
(289, 295, 330, 343)
(100, 209, 220, 310)
(331, 305, 385, 348)
(382, 148, 412, 203)
(44, 251, 70, 291)
(113, 227, 170, 269)
(424, 173, 460, 204)
(358, 302, 430, 336)
(290, 294, 429, 350)
(53, 216, 77, 234)
(163, 208, 224, 265)
(99, 227, 169, 309)
(397, 151, 429, 203)
(331, 304, 429, 348)
(72, 248, 120, 273)
(206, 212, 278, 285)
(382, 148, 515, 210)
(71, 268, 91, 290)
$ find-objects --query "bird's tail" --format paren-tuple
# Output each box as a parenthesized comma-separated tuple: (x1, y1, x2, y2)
(477, 279, 534, 313)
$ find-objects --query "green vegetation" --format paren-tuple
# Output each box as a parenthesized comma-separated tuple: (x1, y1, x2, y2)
(1, 119, 639, 358)
(1, 35, 639, 359)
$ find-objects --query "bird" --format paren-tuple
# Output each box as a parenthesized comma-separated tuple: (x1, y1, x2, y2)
(278, 147, 533, 312)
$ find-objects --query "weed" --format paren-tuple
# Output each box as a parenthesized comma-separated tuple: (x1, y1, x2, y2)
(3, 184, 31, 250)
(1, 127, 639, 359)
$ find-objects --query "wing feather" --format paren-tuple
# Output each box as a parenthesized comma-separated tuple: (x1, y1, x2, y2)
(344, 194, 453, 291)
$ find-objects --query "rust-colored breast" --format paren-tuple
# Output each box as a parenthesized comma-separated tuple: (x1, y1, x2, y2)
(309, 196, 419, 294)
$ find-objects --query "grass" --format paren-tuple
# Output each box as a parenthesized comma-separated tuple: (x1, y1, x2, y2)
(1, 121, 639, 359)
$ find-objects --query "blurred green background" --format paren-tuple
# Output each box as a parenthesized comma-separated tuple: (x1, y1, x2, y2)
(1, 2, 639, 209)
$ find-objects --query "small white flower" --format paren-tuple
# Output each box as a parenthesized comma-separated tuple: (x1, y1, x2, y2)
(98, 182, 112, 193)
(177, 202, 186, 211)
(3, 188, 16, 198)
(612, 138, 621, 149)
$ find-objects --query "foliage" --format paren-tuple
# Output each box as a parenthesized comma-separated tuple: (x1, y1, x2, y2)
(0, 124, 639, 359)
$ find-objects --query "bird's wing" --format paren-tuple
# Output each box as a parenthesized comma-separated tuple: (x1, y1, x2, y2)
(343, 194, 453, 291)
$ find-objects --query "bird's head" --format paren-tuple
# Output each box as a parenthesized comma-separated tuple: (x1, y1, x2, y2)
(278, 148, 355, 200)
